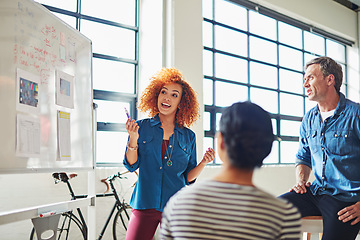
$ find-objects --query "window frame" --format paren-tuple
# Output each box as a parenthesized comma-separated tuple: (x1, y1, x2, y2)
(42, 1, 139, 167)
(203, 0, 350, 165)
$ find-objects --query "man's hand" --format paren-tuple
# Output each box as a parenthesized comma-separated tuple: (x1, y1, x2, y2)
(338, 201, 360, 225)
(289, 181, 311, 194)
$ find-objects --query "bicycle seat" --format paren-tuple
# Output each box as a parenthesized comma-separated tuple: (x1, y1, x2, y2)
(52, 172, 77, 182)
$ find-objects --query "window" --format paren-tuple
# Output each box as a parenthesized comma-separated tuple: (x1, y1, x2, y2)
(203, 0, 348, 164)
(36, 0, 139, 166)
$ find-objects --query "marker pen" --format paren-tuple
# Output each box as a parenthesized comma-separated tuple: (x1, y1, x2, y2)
(124, 107, 130, 119)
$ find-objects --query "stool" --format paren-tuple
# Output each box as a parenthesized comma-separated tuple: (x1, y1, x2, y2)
(301, 216, 323, 240)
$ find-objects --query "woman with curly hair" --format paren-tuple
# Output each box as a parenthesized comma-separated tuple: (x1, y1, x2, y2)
(123, 68, 215, 240)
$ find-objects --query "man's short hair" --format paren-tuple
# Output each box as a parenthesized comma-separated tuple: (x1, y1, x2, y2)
(305, 56, 343, 94)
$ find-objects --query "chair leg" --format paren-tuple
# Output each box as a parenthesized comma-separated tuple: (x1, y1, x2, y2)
(303, 232, 311, 240)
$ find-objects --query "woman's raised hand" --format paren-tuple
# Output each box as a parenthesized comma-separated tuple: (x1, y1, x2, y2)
(126, 118, 139, 141)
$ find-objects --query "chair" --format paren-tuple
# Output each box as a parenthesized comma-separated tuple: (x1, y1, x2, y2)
(301, 216, 323, 240)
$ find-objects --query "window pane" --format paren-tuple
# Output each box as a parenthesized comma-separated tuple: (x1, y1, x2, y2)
(96, 131, 128, 163)
(81, 20, 135, 59)
(214, 137, 221, 164)
(304, 31, 325, 56)
(35, 0, 76, 11)
(280, 93, 304, 117)
(215, 0, 247, 30)
(326, 39, 345, 63)
(305, 98, 317, 112)
(204, 137, 214, 153)
(204, 136, 215, 164)
(216, 112, 222, 131)
(263, 141, 279, 164)
(250, 36, 277, 64)
(215, 25, 247, 56)
(203, 21, 213, 48)
(81, 0, 135, 26)
(203, 50, 213, 77)
(250, 62, 277, 89)
(272, 118, 277, 136)
(203, 0, 213, 19)
(249, 11, 276, 40)
(280, 120, 301, 136)
(93, 58, 135, 94)
(250, 88, 278, 114)
(94, 100, 130, 123)
(203, 112, 210, 131)
(215, 82, 248, 107)
(280, 141, 298, 163)
(215, 53, 247, 83)
(279, 45, 303, 71)
(278, 22, 302, 49)
(279, 69, 304, 94)
(304, 53, 316, 66)
(203, 78, 213, 105)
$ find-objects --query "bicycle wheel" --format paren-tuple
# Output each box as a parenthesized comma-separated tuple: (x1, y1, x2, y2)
(112, 204, 132, 240)
(29, 212, 86, 240)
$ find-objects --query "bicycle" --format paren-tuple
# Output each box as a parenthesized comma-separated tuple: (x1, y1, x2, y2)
(29, 171, 137, 240)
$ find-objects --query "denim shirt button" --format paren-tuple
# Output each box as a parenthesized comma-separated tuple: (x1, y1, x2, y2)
(334, 134, 338, 137)
(160, 167, 162, 169)
(322, 147, 324, 150)
(345, 134, 348, 138)
(143, 141, 146, 143)
(184, 148, 186, 151)
(322, 188, 325, 190)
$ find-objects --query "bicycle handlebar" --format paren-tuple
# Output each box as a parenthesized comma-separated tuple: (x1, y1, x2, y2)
(101, 170, 138, 193)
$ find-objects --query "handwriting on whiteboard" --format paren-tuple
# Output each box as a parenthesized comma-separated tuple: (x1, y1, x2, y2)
(14, 1, 77, 85)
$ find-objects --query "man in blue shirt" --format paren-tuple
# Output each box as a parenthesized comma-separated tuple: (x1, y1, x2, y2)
(280, 56, 360, 240)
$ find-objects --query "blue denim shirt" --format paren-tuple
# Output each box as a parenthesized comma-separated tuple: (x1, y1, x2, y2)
(296, 93, 360, 202)
(123, 115, 197, 212)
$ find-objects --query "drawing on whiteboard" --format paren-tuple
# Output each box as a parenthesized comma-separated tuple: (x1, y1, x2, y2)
(56, 70, 74, 108)
(16, 114, 41, 158)
(57, 110, 71, 161)
(16, 68, 41, 114)
(19, 78, 39, 107)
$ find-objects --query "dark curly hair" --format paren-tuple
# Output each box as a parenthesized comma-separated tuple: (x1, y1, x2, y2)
(305, 56, 343, 94)
(138, 68, 200, 128)
(219, 101, 274, 170)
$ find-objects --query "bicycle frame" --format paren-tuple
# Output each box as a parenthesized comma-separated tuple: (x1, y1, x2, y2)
(58, 172, 131, 240)
(96, 180, 127, 240)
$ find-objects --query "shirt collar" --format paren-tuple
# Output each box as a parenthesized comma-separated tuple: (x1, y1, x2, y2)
(334, 92, 346, 116)
(311, 92, 346, 116)
(150, 114, 184, 135)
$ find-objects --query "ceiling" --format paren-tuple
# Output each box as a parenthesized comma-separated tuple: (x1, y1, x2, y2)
(333, 0, 360, 11)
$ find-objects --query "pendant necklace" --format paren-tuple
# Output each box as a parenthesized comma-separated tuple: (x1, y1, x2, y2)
(165, 134, 175, 167)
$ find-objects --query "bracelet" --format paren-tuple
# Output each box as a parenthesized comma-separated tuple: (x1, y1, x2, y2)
(127, 143, 138, 151)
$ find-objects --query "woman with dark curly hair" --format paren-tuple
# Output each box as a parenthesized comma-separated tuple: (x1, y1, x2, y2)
(123, 68, 215, 240)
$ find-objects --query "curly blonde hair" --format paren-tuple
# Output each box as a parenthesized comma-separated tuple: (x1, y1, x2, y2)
(138, 68, 200, 128)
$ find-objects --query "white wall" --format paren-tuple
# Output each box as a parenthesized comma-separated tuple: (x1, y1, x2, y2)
(0, 0, 359, 239)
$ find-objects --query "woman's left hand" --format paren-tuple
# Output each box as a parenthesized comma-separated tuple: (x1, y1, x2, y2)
(201, 148, 215, 164)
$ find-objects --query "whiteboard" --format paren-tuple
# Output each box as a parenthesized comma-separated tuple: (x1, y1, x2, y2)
(0, 0, 94, 173)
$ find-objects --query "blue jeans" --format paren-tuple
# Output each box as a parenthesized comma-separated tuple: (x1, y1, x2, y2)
(280, 188, 360, 240)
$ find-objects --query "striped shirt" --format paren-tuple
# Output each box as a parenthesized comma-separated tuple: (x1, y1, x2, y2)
(161, 180, 301, 240)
